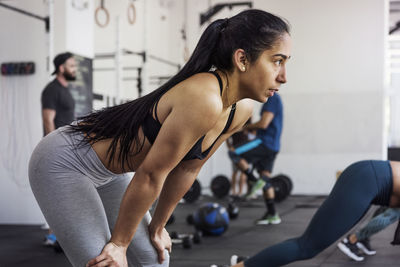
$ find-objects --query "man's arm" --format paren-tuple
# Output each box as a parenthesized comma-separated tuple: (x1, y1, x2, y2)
(244, 111, 274, 131)
(42, 109, 56, 135)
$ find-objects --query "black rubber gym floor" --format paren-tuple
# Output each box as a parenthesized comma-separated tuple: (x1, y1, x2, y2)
(1, 195, 399, 267)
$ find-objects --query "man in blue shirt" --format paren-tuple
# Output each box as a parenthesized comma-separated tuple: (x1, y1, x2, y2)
(229, 93, 283, 225)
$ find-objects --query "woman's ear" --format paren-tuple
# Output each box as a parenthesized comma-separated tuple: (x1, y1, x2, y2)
(233, 49, 248, 72)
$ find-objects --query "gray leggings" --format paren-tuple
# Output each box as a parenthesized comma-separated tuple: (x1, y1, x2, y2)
(29, 127, 169, 267)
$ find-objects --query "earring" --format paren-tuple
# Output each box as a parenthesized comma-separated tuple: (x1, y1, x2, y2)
(242, 66, 246, 71)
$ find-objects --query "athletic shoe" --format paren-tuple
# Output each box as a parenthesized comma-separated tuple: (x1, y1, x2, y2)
(230, 255, 249, 265)
(43, 233, 57, 246)
(267, 214, 281, 224)
(337, 238, 364, 261)
(209, 255, 249, 267)
(245, 179, 266, 200)
(256, 213, 281, 225)
(245, 180, 257, 200)
(256, 213, 270, 225)
(357, 239, 376, 255)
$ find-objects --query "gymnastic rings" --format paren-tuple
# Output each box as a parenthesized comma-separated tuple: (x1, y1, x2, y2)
(95, 0, 110, 28)
(127, 2, 136, 25)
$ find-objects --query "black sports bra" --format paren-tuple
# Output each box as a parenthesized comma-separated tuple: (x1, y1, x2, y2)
(142, 72, 236, 161)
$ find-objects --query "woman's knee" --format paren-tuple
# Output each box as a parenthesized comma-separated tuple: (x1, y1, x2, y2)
(127, 248, 169, 267)
(160, 250, 170, 267)
(127, 213, 170, 266)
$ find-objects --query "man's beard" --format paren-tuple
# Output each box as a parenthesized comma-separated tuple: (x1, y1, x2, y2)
(63, 71, 76, 81)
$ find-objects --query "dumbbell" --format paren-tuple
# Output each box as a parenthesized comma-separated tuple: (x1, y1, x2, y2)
(171, 235, 192, 249)
(170, 231, 202, 249)
(171, 231, 202, 243)
(228, 202, 239, 219)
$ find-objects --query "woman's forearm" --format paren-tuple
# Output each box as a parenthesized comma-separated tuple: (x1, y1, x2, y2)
(150, 167, 199, 230)
(110, 170, 165, 247)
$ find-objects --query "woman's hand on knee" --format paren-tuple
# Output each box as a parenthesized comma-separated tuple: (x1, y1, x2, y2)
(86, 242, 128, 267)
(149, 226, 172, 264)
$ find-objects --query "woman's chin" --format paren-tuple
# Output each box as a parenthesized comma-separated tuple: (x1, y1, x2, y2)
(258, 96, 269, 103)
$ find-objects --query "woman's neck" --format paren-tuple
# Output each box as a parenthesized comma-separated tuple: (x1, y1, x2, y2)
(216, 70, 242, 108)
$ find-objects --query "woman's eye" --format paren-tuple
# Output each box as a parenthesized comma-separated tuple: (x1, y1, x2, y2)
(275, 60, 283, 66)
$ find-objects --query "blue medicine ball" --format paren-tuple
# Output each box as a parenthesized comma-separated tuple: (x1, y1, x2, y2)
(193, 202, 229, 236)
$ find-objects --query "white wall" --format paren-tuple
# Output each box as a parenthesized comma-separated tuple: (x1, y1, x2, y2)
(0, 0, 94, 224)
(93, 0, 144, 105)
(53, 1, 94, 59)
(388, 0, 400, 147)
(0, 0, 49, 224)
(65, 1, 94, 58)
(93, 0, 182, 107)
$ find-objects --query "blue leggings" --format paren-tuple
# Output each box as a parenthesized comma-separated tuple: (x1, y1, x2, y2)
(244, 160, 393, 267)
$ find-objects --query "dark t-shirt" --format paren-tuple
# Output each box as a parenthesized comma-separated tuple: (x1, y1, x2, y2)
(41, 79, 75, 130)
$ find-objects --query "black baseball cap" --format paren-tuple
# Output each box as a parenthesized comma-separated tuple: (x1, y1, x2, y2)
(51, 52, 74, 75)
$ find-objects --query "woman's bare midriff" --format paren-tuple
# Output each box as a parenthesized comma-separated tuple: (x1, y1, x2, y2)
(91, 140, 124, 174)
(389, 161, 400, 207)
(90, 132, 152, 174)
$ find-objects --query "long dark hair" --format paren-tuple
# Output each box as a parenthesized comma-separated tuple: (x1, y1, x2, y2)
(69, 9, 290, 171)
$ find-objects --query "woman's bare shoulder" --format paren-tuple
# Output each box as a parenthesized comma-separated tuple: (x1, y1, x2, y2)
(170, 72, 223, 115)
(182, 72, 221, 97)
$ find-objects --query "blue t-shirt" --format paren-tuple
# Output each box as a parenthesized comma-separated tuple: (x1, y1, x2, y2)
(257, 93, 283, 152)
